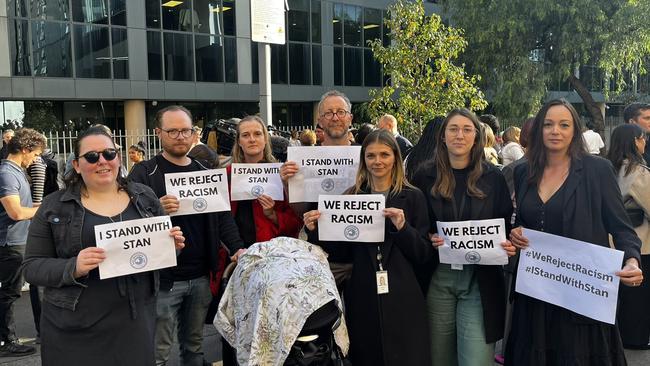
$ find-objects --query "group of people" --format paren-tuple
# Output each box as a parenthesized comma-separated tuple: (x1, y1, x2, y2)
(0, 90, 648, 366)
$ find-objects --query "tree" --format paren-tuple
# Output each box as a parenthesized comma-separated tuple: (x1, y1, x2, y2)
(441, 0, 650, 132)
(368, 0, 487, 141)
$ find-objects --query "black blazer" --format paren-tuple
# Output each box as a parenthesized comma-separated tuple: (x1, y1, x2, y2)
(513, 154, 641, 265)
(411, 161, 513, 343)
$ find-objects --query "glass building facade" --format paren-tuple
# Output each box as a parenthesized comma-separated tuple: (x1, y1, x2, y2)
(1, 0, 440, 130)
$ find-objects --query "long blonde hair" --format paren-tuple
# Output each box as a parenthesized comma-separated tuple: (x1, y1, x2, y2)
(231, 115, 276, 163)
(351, 129, 413, 196)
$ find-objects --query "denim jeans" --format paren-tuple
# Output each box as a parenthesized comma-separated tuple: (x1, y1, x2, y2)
(0, 245, 24, 343)
(427, 264, 494, 366)
(155, 276, 212, 366)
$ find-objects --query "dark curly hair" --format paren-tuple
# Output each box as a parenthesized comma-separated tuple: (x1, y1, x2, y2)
(6, 128, 47, 154)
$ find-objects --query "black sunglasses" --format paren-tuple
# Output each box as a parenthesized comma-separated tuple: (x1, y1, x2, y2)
(78, 149, 118, 164)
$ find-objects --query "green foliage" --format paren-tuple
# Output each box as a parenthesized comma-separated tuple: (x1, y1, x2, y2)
(443, 0, 650, 128)
(22, 101, 61, 132)
(368, 0, 487, 141)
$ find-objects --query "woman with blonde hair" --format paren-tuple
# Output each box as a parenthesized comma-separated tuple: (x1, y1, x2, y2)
(302, 129, 432, 365)
(500, 126, 525, 166)
(482, 123, 500, 165)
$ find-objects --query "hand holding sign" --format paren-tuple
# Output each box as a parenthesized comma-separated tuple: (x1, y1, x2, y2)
(303, 210, 321, 231)
(170, 226, 185, 249)
(74, 247, 107, 278)
(383, 207, 405, 231)
(160, 194, 180, 215)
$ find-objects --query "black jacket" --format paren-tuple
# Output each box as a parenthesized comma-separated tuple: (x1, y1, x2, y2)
(411, 161, 513, 343)
(513, 154, 641, 265)
(128, 155, 243, 290)
(22, 181, 163, 311)
(309, 186, 432, 366)
(395, 134, 413, 158)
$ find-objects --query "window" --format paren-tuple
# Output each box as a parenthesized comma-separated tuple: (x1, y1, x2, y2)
(288, 0, 309, 42)
(223, 37, 237, 83)
(195, 35, 224, 82)
(32, 21, 72, 77)
(8, 19, 31, 76)
(74, 24, 111, 78)
(147, 31, 163, 80)
(8, 0, 28, 17)
(163, 32, 194, 81)
(72, 0, 109, 25)
(112, 28, 129, 79)
(289, 43, 310, 85)
(31, 0, 69, 21)
(110, 0, 126, 26)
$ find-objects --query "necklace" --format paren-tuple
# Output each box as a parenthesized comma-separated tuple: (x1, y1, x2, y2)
(108, 212, 123, 223)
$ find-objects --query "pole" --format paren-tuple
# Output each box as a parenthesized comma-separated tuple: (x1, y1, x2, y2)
(258, 43, 272, 126)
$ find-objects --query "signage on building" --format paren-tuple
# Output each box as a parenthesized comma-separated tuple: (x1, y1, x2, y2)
(251, 0, 286, 44)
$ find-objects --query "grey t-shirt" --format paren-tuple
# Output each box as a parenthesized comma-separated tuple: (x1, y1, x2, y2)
(0, 159, 33, 246)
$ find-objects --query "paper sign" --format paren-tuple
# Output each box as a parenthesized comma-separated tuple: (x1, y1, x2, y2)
(95, 216, 177, 279)
(436, 218, 508, 265)
(230, 163, 284, 201)
(287, 146, 361, 203)
(516, 229, 624, 324)
(164, 168, 230, 216)
(251, 0, 286, 44)
(317, 194, 385, 242)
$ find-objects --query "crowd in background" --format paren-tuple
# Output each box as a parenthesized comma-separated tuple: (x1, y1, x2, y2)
(0, 94, 649, 366)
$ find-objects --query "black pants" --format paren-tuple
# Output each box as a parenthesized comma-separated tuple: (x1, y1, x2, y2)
(0, 245, 24, 343)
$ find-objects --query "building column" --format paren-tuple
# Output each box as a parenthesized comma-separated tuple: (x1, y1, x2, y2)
(124, 99, 146, 132)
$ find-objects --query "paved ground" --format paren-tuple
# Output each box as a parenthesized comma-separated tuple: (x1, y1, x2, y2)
(2, 291, 649, 365)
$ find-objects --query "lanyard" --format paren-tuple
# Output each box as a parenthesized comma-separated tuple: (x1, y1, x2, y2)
(376, 245, 384, 271)
(452, 193, 467, 222)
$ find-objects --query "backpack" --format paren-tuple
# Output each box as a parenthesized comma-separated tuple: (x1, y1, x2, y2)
(42, 155, 60, 197)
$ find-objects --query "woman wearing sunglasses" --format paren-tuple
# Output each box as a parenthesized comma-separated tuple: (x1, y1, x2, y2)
(22, 126, 185, 366)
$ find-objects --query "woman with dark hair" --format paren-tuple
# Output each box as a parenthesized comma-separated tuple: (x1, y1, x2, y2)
(302, 129, 432, 366)
(404, 117, 443, 182)
(506, 99, 643, 365)
(22, 127, 185, 366)
(607, 123, 650, 349)
(128, 141, 147, 167)
(354, 123, 376, 145)
(411, 109, 516, 365)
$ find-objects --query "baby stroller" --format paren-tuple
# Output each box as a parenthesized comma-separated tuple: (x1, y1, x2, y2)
(214, 237, 349, 366)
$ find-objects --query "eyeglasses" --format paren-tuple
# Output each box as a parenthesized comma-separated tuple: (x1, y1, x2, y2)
(446, 127, 476, 136)
(321, 110, 350, 120)
(160, 128, 195, 139)
(77, 149, 118, 164)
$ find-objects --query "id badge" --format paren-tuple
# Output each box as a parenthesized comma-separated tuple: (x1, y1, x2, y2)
(451, 263, 463, 271)
(376, 271, 389, 294)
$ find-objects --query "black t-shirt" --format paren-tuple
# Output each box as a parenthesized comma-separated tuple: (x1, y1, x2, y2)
(235, 200, 256, 247)
(156, 156, 210, 281)
(440, 167, 472, 222)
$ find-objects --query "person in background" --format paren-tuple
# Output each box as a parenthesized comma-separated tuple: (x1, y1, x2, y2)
(299, 129, 317, 146)
(22, 126, 184, 365)
(404, 117, 443, 182)
(377, 114, 413, 158)
(289, 129, 301, 146)
(0, 128, 46, 357)
(348, 128, 357, 145)
(303, 129, 432, 365)
(354, 123, 376, 146)
(607, 123, 650, 350)
(0, 129, 15, 160)
(411, 109, 516, 366)
(582, 120, 605, 155)
(315, 124, 325, 146)
(129, 105, 244, 366)
(500, 127, 525, 166)
(506, 99, 643, 366)
(188, 127, 219, 168)
(128, 141, 147, 167)
(481, 123, 500, 165)
(480, 114, 502, 152)
(624, 102, 650, 164)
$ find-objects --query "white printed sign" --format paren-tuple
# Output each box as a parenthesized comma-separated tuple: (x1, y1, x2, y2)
(230, 163, 284, 201)
(317, 194, 385, 243)
(287, 146, 361, 203)
(251, 0, 286, 44)
(436, 219, 508, 265)
(516, 229, 624, 324)
(95, 216, 177, 279)
(164, 168, 230, 216)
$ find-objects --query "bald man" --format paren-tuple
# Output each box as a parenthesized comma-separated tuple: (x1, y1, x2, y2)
(377, 114, 413, 157)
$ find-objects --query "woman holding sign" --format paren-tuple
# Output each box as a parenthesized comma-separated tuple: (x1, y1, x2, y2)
(22, 127, 185, 366)
(608, 123, 650, 349)
(507, 99, 643, 365)
(227, 115, 302, 245)
(411, 108, 516, 366)
(303, 129, 432, 366)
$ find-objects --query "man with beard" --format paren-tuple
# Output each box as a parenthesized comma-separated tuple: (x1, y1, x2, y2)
(280, 90, 356, 286)
(128, 105, 244, 366)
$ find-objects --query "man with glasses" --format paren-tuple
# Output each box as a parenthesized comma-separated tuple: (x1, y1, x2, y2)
(624, 102, 650, 164)
(0, 128, 46, 357)
(128, 105, 244, 366)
